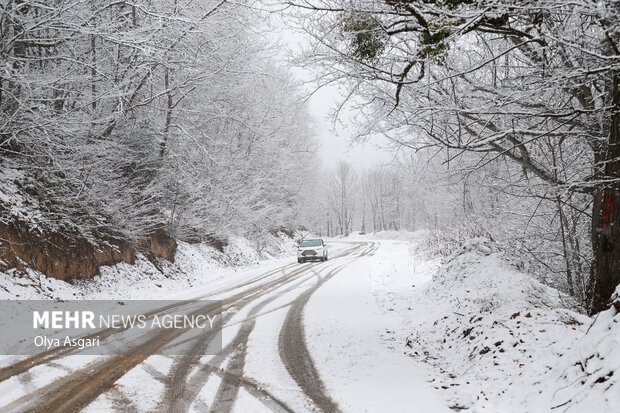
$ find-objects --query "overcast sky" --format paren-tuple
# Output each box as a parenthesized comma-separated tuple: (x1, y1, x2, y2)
(266, 12, 393, 169)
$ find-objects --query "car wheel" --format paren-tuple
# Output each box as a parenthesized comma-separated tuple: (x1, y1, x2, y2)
(297, 258, 302, 263)
(325, 254, 328, 261)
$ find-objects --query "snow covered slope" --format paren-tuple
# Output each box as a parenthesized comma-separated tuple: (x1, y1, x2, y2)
(0, 232, 296, 300)
(339, 231, 617, 412)
(400, 236, 619, 413)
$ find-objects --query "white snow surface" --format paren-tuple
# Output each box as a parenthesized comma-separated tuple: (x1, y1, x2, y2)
(342, 232, 618, 413)
(0, 229, 617, 413)
(304, 238, 451, 412)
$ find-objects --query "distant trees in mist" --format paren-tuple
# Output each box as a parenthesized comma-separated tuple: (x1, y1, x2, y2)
(304, 156, 454, 237)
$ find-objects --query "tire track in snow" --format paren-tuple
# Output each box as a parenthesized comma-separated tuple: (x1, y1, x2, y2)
(278, 242, 378, 413)
(207, 272, 330, 413)
(0, 262, 300, 385)
(165, 244, 362, 412)
(2, 244, 362, 412)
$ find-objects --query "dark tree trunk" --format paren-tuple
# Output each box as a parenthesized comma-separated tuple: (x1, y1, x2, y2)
(160, 68, 173, 158)
(6, 1, 27, 115)
(592, 74, 620, 313)
(591, 188, 603, 256)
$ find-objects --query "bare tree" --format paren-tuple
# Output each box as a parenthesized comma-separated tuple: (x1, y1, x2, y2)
(328, 160, 357, 235)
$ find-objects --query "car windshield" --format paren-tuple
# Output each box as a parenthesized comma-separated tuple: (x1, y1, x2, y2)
(299, 239, 321, 247)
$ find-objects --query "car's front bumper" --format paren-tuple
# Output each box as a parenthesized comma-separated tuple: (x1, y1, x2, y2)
(297, 248, 323, 258)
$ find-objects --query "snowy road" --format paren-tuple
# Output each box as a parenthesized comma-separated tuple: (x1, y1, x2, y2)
(0, 241, 450, 413)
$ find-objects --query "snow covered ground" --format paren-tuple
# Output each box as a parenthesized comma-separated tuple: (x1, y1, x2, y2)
(341, 231, 618, 413)
(304, 237, 451, 412)
(0, 230, 617, 412)
(0, 232, 297, 301)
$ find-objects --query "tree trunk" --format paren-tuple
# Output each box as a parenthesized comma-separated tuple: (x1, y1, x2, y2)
(90, 34, 97, 111)
(556, 195, 575, 296)
(361, 200, 366, 233)
(160, 68, 173, 157)
(6, 1, 27, 115)
(592, 74, 620, 313)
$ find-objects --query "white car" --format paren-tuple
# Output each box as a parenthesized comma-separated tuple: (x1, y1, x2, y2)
(297, 239, 328, 263)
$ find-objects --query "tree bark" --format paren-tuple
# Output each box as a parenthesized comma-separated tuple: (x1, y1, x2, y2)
(160, 68, 173, 157)
(592, 74, 620, 313)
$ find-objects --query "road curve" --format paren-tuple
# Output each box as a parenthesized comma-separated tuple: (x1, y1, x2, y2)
(0, 242, 373, 413)
(278, 242, 378, 413)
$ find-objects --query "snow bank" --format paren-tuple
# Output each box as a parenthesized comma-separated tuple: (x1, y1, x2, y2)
(355, 230, 430, 242)
(0, 232, 296, 300)
(404, 237, 618, 413)
(345, 229, 464, 260)
(553, 284, 619, 411)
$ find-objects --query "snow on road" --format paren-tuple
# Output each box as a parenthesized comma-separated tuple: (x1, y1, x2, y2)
(304, 239, 450, 412)
(306, 232, 618, 413)
(0, 237, 456, 413)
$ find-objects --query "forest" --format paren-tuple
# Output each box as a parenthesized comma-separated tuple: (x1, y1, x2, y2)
(0, 1, 317, 262)
(2, 0, 620, 316)
(295, 0, 620, 315)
